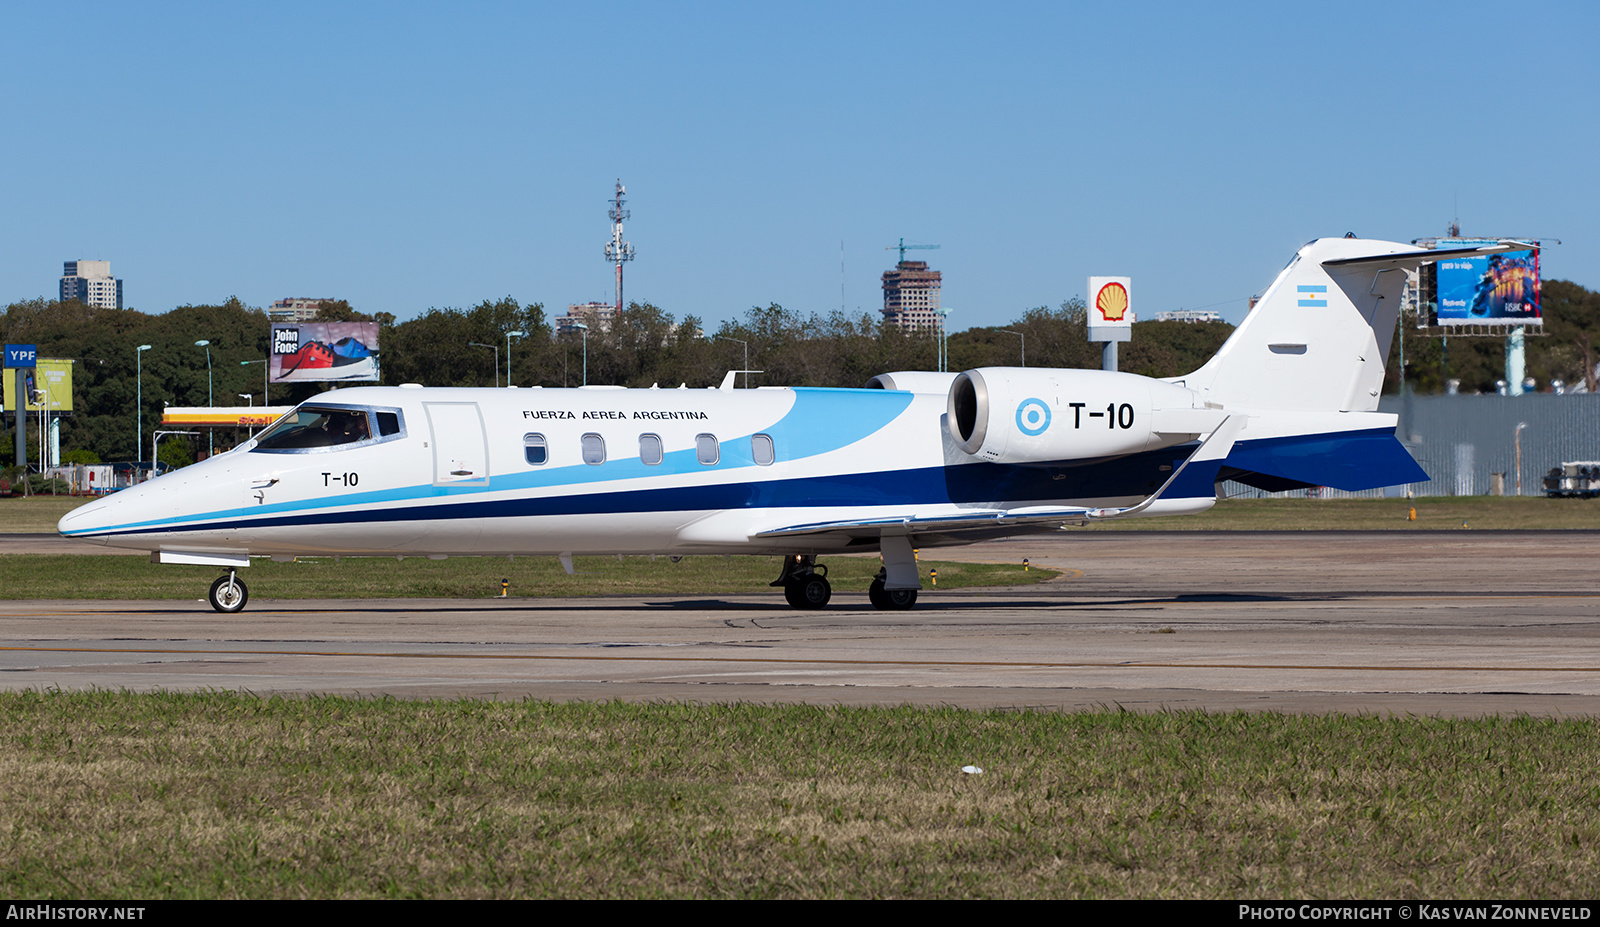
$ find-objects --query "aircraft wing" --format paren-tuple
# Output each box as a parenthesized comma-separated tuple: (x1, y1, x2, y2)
(756, 415, 1245, 542)
(1087, 415, 1242, 520)
(751, 506, 1093, 542)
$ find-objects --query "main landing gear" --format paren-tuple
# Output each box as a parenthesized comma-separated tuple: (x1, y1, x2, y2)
(772, 555, 921, 610)
(209, 571, 249, 613)
(868, 570, 917, 611)
(772, 554, 831, 609)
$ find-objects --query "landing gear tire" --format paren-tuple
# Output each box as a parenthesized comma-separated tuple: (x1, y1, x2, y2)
(784, 573, 832, 609)
(209, 573, 249, 614)
(869, 578, 918, 611)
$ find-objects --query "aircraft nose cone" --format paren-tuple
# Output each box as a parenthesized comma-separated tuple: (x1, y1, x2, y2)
(58, 497, 112, 544)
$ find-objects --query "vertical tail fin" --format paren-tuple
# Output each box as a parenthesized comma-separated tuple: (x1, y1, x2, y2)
(1177, 238, 1533, 413)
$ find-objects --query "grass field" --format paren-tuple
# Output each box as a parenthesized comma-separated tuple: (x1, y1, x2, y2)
(0, 495, 90, 533)
(7, 493, 1599, 537)
(0, 691, 1595, 899)
(0, 552, 1053, 600)
(1084, 495, 1600, 531)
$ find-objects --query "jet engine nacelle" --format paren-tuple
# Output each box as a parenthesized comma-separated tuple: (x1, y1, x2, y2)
(947, 367, 1223, 464)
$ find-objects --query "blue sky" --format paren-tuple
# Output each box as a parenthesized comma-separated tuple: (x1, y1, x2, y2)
(3, 1, 1595, 330)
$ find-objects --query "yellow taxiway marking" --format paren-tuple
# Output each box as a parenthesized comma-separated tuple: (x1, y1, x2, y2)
(3, 645, 1600, 674)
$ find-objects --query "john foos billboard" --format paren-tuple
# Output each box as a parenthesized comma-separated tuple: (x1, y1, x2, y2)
(1435, 238, 1541, 327)
(270, 322, 381, 383)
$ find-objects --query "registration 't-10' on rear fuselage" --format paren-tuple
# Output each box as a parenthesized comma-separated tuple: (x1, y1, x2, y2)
(59, 238, 1531, 612)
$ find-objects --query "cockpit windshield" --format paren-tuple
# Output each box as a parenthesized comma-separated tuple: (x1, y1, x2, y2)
(253, 406, 374, 451)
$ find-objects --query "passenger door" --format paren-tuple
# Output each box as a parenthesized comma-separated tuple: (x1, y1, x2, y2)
(424, 402, 489, 485)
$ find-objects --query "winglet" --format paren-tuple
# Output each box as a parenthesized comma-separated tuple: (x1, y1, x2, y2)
(719, 370, 738, 391)
(1088, 416, 1243, 521)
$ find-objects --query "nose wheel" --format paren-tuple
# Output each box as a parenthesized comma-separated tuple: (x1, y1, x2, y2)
(784, 572, 832, 609)
(209, 571, 249, 613)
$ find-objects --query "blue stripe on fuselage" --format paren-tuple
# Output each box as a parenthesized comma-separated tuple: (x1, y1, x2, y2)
(72, 425, 1423, 540)
(81, 446, 1191, 538)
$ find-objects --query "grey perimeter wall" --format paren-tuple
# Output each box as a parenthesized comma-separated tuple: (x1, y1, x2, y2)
(1221, 393, 1600, 499)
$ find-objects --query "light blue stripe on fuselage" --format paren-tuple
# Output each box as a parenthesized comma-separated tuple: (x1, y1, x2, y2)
(67, 387, 918, 536)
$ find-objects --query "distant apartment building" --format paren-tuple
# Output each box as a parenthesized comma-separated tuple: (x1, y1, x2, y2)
(1148, 310, 1221, 323)
(268, 298, 335, 322)
(60, 260, 123, 309)
(555, 301, 617, 334)
(881, 261, 942, 333)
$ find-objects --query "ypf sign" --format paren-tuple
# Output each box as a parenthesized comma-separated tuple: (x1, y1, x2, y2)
(1086, 279, 1131, 343)
(4, 344, 37, 368)
(5, 345, 36, 467)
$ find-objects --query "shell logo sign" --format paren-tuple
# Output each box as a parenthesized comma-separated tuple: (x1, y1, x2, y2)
(1095, 281, 1129, 322)
(1087, 276, 1133, 340)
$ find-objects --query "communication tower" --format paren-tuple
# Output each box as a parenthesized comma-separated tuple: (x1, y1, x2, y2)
(604, 180, 636, 313)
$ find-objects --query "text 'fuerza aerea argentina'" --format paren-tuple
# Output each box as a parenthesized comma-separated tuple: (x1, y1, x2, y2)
(521, 410, 711, 420)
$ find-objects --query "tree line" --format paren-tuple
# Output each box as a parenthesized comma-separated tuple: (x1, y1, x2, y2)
(5, 278, 1597, 467)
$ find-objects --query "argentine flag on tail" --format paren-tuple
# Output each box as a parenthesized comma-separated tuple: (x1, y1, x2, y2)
(1297, 284, 1327, 307)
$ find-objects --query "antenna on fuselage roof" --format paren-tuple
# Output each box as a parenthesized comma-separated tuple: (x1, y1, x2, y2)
(717, 369, 766, 391)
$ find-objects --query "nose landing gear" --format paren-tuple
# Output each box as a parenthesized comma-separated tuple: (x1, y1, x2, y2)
(208, 571, 249, 613)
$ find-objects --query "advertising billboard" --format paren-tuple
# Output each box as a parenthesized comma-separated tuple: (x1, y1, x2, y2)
(1435, 239, 1540, 327)
(270, 322, 381, 383)
(2, 358, 73, 413)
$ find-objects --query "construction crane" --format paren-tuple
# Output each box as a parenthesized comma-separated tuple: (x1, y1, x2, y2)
(886, 237, 939, 264)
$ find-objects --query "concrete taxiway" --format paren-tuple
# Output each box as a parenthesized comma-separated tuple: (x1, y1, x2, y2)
(2, 531, 1598, 716)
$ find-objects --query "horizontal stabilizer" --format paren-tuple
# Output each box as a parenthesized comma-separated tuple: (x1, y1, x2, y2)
(1322, 240, 1535, 269)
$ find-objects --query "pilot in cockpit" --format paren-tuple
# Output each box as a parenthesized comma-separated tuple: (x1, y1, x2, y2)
(342, 414, 369, 442)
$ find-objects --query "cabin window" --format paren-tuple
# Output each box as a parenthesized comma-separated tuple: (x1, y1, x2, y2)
(523, 434, 548, 465)
(581, 433, 606, 465)
(639, 433, 663, 465)
(695, 433, 719, 466)
(752, 433, 775, 466)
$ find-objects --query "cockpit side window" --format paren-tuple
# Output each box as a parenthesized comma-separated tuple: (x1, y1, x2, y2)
(252, 405, 405, 454)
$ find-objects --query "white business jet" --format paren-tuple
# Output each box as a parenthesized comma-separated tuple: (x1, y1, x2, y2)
(59, 237, 1527, 612)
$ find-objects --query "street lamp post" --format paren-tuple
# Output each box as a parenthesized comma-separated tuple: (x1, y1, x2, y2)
(1000, 330, 1025, 366)
(1515, 422, 1529, 496)
(716, 336, 750, 387)
(468, 342, 499, 388)
(33, 384, 47, 474)
(240, 359, 268, 405)
(136, 344, 152, 466)
(195, 340, 213, 457)
(935, 307, 953, 373)
(570, 323, 589, 386)
(505, 331, 526, 387)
